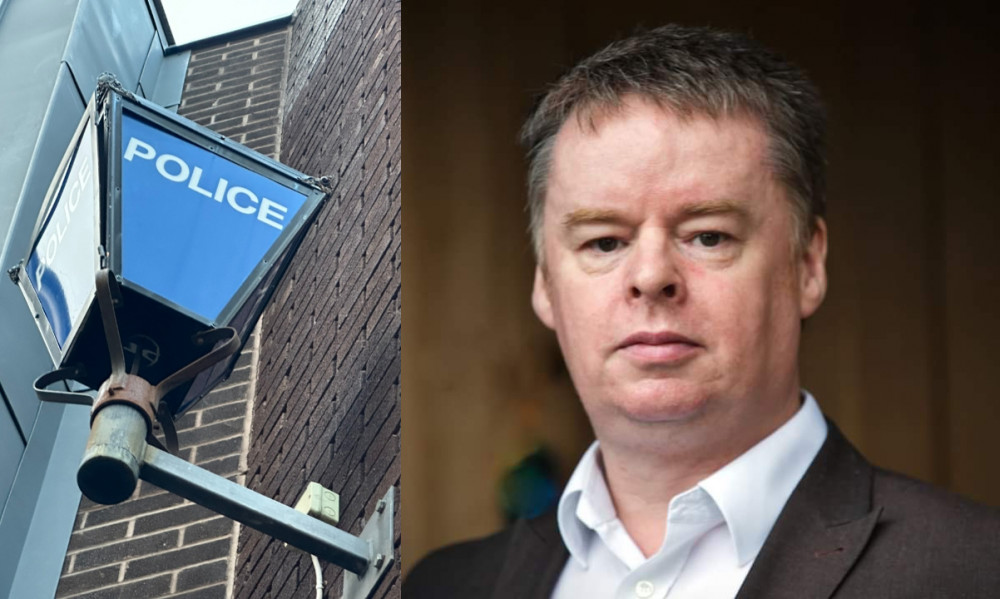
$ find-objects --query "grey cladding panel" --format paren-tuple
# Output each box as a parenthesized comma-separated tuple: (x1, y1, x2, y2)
(0, 0, 80, 255)
(138, 28, 191, 110)
(0, 275, 48, 441)
(0, 402, 25, 506)
(152, 51, 190, 110)
(0, 403, 89, 599)
(64, 0, 154, 98)
(138, 32, 165, 99)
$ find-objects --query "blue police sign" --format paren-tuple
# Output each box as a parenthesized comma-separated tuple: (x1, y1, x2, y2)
(119, 113, 308, 323)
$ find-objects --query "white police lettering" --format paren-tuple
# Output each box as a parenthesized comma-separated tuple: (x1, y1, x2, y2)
(213, 178, 228, 202)
(123, 135, 289, 230)
(226, 186, 257, 214)
(187, 167, 212, 198)
(156, 154, 189, 182)
(123, 137, 154, 162)
(258, 198, 288, 230)
(34, 132, 94, 290)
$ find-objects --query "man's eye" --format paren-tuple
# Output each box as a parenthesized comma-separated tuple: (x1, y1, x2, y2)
(695, 232, 727, 247)
(590, 237, 621, 252)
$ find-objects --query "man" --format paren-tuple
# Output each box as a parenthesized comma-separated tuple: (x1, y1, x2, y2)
(405, 24, 1000, 598)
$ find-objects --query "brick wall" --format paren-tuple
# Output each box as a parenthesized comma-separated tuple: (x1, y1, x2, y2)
(55, 28, 290, 599)
(234, 0, 402, 597)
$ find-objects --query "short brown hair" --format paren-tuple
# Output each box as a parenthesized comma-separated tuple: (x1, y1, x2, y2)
(520, 24, 827, 259)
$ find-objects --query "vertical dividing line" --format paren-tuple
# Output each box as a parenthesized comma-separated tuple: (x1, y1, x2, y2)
(918, 0, 951, 489)
(226, 319, 263, 597)
(0, 381, 27, 445)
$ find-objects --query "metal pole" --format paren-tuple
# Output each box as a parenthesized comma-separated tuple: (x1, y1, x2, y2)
(77, 404, 148, 504)
(140, 445, 372, 574)
(74, 392, 372, 574)
(63, 374, 379, 583)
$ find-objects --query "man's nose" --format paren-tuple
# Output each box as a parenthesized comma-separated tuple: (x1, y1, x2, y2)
(626, 232, 684, 302)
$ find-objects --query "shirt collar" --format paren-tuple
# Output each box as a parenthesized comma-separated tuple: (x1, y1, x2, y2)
(557, 441, 606, 567)
(556, 391, 828, 568)
(699, 391, 827, 565)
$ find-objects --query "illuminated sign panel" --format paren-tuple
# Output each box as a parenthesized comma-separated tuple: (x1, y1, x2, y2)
(26, 119, 99, 348)
(120, 114, 308, 322)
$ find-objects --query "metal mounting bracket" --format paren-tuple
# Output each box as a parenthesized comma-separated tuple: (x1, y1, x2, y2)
(342, 486, 395, 599)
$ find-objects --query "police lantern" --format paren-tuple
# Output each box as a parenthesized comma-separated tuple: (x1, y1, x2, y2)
(11, 76, 328, 420)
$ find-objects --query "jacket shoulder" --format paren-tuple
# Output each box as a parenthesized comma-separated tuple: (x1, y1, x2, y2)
(838, 467, 1000, 595)
(403, 527, 514, 598)
(871, 466, 1000, 540)
(404, 510, 565, 599)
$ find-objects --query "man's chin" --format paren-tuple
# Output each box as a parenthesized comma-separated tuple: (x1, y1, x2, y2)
(605, 382, 713, 424)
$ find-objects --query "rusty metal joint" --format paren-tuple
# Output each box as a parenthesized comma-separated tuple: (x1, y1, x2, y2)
(91, 374, 157, 436)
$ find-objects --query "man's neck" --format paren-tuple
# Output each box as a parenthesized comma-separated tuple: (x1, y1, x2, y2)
(595, 394, 802, 557)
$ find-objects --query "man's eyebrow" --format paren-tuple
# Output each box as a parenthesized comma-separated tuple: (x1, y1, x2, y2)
(561, 201, 751, 228)
(561, 208, 626, 228)
(678, 200, 751, 220)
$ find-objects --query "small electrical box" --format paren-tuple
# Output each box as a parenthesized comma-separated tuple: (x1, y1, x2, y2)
(294, 482, 340, 526)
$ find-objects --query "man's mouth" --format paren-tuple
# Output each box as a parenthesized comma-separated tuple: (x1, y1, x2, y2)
(617, 331, 702, 364)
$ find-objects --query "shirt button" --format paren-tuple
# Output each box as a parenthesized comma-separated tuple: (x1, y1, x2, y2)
(635, 580, 655, 598)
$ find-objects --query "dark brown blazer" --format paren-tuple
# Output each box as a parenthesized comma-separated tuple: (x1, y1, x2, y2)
(404, 424, 1000, 598)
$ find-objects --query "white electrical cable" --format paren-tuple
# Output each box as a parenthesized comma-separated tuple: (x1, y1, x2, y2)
(311, 554, 324, 598)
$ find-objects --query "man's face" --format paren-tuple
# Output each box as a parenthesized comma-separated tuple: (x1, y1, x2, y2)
(532, 97, 827, 448)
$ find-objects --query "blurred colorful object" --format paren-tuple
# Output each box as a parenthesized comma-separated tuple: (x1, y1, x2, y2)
(498, 446, 560, 522)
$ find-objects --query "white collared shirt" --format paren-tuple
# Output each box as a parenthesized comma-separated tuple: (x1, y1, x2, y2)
(552, 392, 828, 599)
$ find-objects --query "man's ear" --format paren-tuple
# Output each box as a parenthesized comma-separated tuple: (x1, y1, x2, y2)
(799, 217, 828, 318)
(532, 266, 556, 329)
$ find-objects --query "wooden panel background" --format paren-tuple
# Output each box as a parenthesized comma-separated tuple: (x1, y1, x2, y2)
(402, 0, 1000, 573)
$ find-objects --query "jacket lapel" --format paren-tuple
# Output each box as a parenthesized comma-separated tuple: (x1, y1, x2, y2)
(491, 510, 568, 599)
(735, 423, 882, 599)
